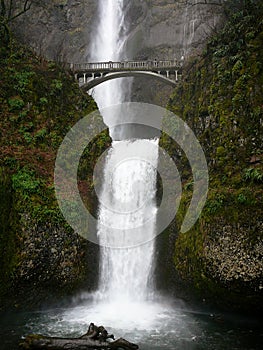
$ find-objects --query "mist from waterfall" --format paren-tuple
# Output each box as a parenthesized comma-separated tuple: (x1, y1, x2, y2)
(90, 0, 158, 303)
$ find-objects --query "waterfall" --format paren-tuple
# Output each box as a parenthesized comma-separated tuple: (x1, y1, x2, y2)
(89, 0, 131, 133)
(96, 139, 158, 302)
(90, 0, 158, 303)
(182, 1, 198, 58)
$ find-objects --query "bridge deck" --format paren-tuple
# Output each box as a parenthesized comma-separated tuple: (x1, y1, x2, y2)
(66, 59, 182, 73)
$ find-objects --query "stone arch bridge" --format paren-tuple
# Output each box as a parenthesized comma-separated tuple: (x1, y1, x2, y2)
(64, 59, 183, 90)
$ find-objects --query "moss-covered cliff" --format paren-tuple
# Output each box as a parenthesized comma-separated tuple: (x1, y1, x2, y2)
(0, 35, 110, 308)
(160, 0, 263, 312)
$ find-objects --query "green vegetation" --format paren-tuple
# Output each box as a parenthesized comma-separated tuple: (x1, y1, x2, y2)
(161, 0, 263, 311)
(243, 168, 263, 183)
(0, 32, 110, 305)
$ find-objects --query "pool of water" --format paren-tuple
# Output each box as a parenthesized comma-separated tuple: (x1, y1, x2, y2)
(0, 294, 262, 350)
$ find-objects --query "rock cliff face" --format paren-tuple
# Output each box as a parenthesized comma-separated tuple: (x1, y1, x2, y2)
(10, 213, 99, 306)
(13, 0, 224, 63)
(13, 0, 225, 105)
(126, 0, 224, 60)
(13, 0, 96, 62)
(126, 0, 224, 104)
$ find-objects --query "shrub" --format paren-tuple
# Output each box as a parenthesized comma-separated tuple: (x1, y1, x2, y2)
(14, 71, 34, 94)
(243, 168, 263, 183)
(12, 169, 40, 195)
(205, 194, 225, 214)
(8, 97, 25, 111)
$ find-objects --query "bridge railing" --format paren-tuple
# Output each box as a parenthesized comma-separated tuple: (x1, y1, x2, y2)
(64, 59, 182, 72)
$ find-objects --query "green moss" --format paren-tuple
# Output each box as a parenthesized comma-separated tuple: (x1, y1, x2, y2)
(160, 0, 263, 311)
(173, 187, 262, 310)
(0, 36, 111, 302)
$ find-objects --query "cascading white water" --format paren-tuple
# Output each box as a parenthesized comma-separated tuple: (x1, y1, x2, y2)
(89, 0, 130, 130)
(97, 139, 158, 302)
(182, 1, 198, 59)
(90, 0, 158, 303)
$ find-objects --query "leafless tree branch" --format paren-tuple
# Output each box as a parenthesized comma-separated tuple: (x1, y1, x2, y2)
(0, 0, 33, 43)
(0, 0, 32, 22)
(8, 0, 32, 22)
(8, 0, 13, 19)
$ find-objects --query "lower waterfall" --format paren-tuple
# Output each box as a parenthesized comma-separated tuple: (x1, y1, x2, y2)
(96, 139, 158, 302)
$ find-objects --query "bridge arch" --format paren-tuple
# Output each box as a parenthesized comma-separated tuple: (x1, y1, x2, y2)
(80, 71, 178, 90)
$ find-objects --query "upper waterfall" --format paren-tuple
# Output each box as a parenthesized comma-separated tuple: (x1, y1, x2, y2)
(89, 0, 131, 138)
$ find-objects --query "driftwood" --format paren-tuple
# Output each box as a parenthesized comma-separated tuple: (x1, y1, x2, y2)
(20, 323, 139, 350)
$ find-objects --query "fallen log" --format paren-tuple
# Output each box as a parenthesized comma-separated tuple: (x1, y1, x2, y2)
(20, 335, 139, 349)
(20, 323, 139, 350)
